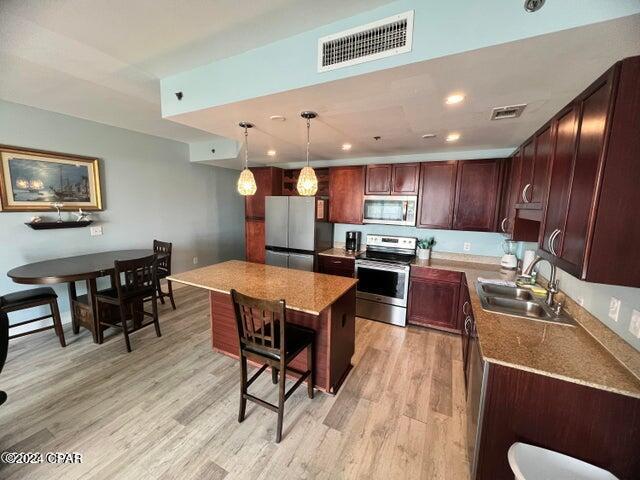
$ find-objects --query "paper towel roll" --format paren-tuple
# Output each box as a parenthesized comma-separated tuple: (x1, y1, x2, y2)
(522, 250, 536, 273)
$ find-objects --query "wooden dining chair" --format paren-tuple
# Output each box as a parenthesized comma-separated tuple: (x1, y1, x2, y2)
(0, 287, 65, 347)
(153, 240, 176, 310)
(95, 254, 161, 353)
(230, 289, 315, 443)
(0, 310, 8, 406)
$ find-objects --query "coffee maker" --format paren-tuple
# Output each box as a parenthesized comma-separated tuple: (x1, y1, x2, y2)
(345, 231, 362, 252)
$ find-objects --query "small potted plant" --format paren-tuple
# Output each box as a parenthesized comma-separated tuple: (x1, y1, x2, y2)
(417, 237, 435, 260)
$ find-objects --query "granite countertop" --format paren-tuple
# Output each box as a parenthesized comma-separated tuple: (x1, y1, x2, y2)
(318, 247, 362, 258)
(168, 260, 358, 315)
(410, 258, 640, 399)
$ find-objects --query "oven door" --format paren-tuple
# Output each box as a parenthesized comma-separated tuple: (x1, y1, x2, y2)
(362, 195, 417, 226)
(355, 260, 410, 307)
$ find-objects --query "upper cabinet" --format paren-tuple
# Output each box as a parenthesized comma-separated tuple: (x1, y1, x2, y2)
(365, 163, 420, 195)
(329, 166, 365, 224)
(417, 161, 457, 229)
(539, 55, 640, 287)
(244, 167, 283, 219)
(516, 124, 552, 211)
(453, 159, 501, 232)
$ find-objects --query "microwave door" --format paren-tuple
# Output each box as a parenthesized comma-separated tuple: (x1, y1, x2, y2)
(364, 198, 403, 224)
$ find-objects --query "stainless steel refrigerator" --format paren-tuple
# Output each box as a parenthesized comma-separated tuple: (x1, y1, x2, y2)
(265, 196, 333, 271)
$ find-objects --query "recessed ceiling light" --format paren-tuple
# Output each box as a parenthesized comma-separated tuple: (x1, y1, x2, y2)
(421, 133, 437, 139)
(269, 115, 286, 121)
(446, 133, 461, 142)
(267, 150, 276, 156)
(445, 93, 465, 105)
(342, 143, 352, 151)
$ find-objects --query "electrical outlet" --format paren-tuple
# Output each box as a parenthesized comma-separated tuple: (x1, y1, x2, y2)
(192, 256, 199, 265)
(89, 226, 102, 236)
(608, 297, 621, 322)
(629, 310, 640, 339)
(576, 296, 585, 307)
(463, 242, 471, 252)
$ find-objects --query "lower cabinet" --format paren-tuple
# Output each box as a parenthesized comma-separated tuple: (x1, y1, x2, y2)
(407, 267, 461, 332)
(317, 255, 355, 277)
(245, 219, 265, 264)
(459, 278, 473, 388)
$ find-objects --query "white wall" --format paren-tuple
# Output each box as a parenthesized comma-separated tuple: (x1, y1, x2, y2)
(0, 100, 245, 328)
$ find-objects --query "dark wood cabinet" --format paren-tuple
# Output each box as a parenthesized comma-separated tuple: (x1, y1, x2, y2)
(282, 168, 329, 196)
(245, 219, 265, 264)
(317, 255, 355, 277)
(417, 161, 457, 229)
(329, 166, 365, 224)
(531, 124, 552, 205)
(459, 278, 473, 388)
(365, 163, 419, 195)
(408, 267, 461, 332)
(517, 138, 535, 207)
(538, 55, 640, 287)
(453, 159, 501, 231)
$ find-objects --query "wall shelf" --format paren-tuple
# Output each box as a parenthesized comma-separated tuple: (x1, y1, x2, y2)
(25, 220, 93, 230)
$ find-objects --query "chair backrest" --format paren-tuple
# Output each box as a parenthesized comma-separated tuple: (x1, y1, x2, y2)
(153, 240, 172, 275)
(230, 289, 287, 358)
(114, 254, 157, 301)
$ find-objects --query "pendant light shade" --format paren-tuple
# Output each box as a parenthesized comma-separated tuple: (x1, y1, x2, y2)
(297, 111, 318, 196)
(237, 122, 257, 196)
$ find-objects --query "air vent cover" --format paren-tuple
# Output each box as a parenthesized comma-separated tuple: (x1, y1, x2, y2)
(318, 11, 414, 72)
(490, 104, 527, 120)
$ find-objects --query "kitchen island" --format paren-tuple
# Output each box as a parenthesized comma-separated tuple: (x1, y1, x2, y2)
(168, 260, 358, 394)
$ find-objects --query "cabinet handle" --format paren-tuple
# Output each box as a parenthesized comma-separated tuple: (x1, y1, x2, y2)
(462, 301, 470, 315)
(547, 229, 559, 256)
(464, 316, 472, 334)
(500, 217, 508, 233)
(551, 229, 561, 256)
(522, 183, 531, 203)
(331, 260, 342, 264)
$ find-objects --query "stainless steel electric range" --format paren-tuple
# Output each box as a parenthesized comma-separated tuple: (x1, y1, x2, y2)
(355, 235, 416, 327)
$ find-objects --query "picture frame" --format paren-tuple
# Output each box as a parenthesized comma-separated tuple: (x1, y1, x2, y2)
(0, 145, 103, 212)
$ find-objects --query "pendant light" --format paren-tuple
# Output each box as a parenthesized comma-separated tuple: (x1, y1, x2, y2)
(297, 111, 318, 196)
(237, 122, 257, 196)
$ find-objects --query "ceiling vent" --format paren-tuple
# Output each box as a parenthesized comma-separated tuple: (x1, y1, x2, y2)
(317, 11, 414, 72)
(490, 104, 527, 120)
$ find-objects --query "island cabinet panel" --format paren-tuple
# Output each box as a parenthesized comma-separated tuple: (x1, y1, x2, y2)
(408, 267, 461, 333)
(417, 161, 457, 229)
(390, 163, 420, 195)
(245, 219, 265, 264)
(317, 255, 355, 278)
(329, 166, 365, 224)
(453, 159, 501, 232)
(473, 364, 640, 480)
(365, 164, 392, 194)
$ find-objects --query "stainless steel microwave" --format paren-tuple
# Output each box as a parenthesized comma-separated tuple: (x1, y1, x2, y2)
(362, 195, 417, 226)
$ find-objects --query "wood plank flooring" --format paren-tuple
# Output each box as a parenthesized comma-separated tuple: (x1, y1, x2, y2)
(0, 286, 470, 479)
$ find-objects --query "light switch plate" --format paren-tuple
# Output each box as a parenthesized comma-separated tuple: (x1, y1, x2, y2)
(90, 226, 103, 236)
(629, 310, 640, 339)
(608, 297, 621, 322)
(463, 242, 471, 252)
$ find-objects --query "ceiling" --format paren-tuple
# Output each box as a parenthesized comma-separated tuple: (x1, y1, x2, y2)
(168, 14, 640, 168)
(0, 0, 394, 143)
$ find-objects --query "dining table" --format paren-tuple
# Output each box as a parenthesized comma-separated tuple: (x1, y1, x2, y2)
(7, 250, 164, 344)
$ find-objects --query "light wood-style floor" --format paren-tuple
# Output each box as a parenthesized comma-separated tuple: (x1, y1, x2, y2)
(0, 286, 470, 480)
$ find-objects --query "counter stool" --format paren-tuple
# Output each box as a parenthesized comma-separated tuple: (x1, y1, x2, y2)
(0, 287, 65, 348)
(230, 289, 314, 443)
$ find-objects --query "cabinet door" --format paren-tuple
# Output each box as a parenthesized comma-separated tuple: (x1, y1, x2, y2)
(453, 159, 500, 231)
(318, 256, 355, 277)
(517, 139, 535, 205)
(559, 77, 613, 273)
(417, 161, 457, 229)
(407, 278, 460, 331)
(365, 164, 391, 194)
(329, 166, 365, 224)
(245, 167, 283, 219)
(496, 158, 512, 234)
(245, 219, 265, 263)
(391, 163, 420, 195)
(541, 105, 578, 255)
(506, 150, 523, 235)
(531, 124, 553, 205)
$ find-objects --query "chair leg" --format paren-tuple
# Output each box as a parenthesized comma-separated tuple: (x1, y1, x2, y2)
(119, 304, 132, 353)
(157, 279, 165, 305)
(307, 343, 314, 399)
(276, 361, 286, 443)
(50, 300, 66, 348)
(271, 366, 278, 384)
(167, 280, 176, 310)
(151, 295, 161, 338)
(238, 355, 247, 423)
(96, 304, 105, 344)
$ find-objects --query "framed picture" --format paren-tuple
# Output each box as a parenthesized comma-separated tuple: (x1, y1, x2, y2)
(0, 145, 102, 212)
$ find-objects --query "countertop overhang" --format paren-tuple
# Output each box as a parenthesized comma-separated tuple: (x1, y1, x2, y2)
(168, 260, 358, 315)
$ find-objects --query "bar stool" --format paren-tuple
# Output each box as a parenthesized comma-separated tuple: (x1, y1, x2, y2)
(0, 287, 65, 347)
(230, 289, 314, 443)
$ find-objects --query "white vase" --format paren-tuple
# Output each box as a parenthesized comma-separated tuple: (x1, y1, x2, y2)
(417, 248, 431, 260)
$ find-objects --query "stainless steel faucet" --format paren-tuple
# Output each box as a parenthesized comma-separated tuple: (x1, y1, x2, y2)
(523, 256, 558, 307)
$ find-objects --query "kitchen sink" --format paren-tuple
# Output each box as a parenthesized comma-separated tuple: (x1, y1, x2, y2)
(476, 282, 574, 326)
(480, 284, 534, 301)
